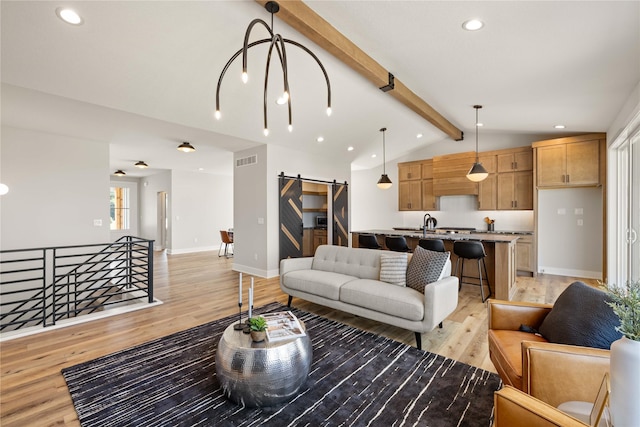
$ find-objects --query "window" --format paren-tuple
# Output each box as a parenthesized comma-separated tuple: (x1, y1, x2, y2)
(110, 186, 130, 230)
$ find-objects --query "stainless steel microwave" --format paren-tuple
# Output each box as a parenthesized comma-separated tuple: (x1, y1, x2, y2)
(316, 216, 328, 228)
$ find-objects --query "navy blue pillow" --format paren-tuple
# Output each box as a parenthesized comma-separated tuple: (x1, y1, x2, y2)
(538, 281, 622, 349)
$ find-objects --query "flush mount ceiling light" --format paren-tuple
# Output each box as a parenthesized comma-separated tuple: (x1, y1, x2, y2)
(214, 1, 331, 137)
(56, 7, 83, 25)
(114, 170, 126, 176)
(462, 19, 484, 31)
(377, 127, 393, 190)
(134, 161, 148, 168)
(177, 142, 196, 153)
(466, 105, 489, 182)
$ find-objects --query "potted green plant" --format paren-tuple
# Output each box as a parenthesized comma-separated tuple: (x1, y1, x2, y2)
(248, 316, 268, 342)
(602, 280, 640, 426)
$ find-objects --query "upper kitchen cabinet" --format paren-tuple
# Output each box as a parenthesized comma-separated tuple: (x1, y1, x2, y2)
(497, 149, 533, 173)
(533, 134, 605, 188)
(398, 160, 439, 211)
(433, 151, 478, 196)
(398, 161, 422, 181)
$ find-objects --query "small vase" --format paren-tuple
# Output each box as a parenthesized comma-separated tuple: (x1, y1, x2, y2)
(609, 337, 640, 426)
(250, 330, 266, 342)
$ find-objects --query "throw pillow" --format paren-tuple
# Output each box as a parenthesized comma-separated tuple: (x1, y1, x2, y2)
(379, 252, 408, 286)
(538, 281, 622, 349)
(406, 246, 450, 293)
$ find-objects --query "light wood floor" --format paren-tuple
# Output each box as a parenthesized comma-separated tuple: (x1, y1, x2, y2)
(0, 250, 598, 427)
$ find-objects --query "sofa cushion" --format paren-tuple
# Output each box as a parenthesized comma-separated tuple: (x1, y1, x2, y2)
(406, 246, 450, 293)
(379, 252, 408, 286)
(488, 329, 548, 390)
(282, 269, 357, 301)
(538, 281, 622, 349)
(340, 279, 424, 321)
(312, 245, 381, 280)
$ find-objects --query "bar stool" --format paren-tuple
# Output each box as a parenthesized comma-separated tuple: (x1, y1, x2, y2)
(358, 233, 382, 249)
(453, 240, 491, 302)
(385, 235, 410, 252)
(219, 230, 234, 258)
(418, 239, 445, 252)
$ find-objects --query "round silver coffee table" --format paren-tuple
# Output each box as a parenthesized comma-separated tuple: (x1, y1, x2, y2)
(215, 322, 312, 407)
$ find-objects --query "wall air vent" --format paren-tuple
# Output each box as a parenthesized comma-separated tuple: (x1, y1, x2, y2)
(236, 154, 257, 168)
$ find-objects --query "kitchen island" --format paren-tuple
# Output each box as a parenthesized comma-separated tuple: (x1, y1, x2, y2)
(352, 229, 519, 301)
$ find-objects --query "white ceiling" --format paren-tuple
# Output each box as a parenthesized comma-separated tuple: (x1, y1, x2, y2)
(1, 1, 639, 177)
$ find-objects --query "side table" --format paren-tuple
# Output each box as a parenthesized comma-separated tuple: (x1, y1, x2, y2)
(215, 322, 312, 407)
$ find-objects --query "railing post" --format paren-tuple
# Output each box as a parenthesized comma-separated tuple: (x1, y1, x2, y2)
(127, 236, 133, 290)
(51, 248, 56, 326)
(147, 240, 154, 303)
(42, 249, 48, 327)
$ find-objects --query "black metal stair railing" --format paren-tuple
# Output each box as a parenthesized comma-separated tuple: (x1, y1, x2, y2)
(0, 236, 154, 332)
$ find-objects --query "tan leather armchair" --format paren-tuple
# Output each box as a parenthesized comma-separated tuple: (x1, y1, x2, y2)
(487, 299, 610, 406)
(494, 386, 588, 426)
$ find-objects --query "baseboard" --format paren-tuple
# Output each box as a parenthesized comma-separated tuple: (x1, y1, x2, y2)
(537, 266, 603, 280)
(167, 245, 217, 255)
(232, 263, 280, 279)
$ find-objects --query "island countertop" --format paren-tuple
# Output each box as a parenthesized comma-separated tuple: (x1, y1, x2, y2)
(353, 229, 521, 243)
(351, 230, 518, 301)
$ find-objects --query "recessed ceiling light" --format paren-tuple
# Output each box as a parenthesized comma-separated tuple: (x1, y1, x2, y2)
(56, 7, 83, 25)
(554, 124, 566, 129)
(416, 133, 423, 139)
(198, 167, 204, 171)
(462, 19, 484, 31)
(476, 122, 484, 127)
(347, 146, 354, 151)
(371, 154, 377, 158)
(316, 136, 324, 143)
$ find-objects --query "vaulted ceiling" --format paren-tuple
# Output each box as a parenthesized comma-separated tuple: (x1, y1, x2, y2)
(2, 1, 639, 177)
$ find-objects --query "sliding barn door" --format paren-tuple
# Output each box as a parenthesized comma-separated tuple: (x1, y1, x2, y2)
(279, 175, 303, 260)
(332, 182, 349, 247)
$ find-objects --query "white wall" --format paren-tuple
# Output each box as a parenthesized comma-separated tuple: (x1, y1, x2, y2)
(233, 143, 351, 278)
(537, 188, 603, 278)
(0, 126, 110, 249)
(169, 170, 233, 254)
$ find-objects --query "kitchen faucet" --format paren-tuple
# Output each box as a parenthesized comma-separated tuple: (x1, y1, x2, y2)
(423, 213, 431, 238)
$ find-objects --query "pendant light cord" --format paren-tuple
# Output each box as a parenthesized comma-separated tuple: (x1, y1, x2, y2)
(381, 127, 387, 174)
(474, 105, 482, 162)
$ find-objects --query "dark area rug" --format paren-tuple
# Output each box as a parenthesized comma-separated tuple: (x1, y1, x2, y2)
(62, 302, 501, 426)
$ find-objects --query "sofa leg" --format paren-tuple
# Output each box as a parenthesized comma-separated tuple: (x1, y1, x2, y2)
(439, 322, 443, 329)
(287, 295, 293, 307)
(415, 332, 422, 350)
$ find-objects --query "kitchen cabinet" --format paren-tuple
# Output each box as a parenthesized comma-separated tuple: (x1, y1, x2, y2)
(421, 159, 438, 210)
(399, 181, 422, 210)
(516, 235, 534, 274)
(497, 150, 533, 173)
(497, 171, 533, 210)
(433, 151, 478, 196)
(303, 228, 314, 257)
(534, 134, 603, 188)
(313, 229, 327, 252)
(398, 161, 422, 181)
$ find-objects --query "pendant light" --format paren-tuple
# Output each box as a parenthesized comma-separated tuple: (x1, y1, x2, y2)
(377, 127, 392, 190)
(177, 142, 196, 153)
(466, 105, 488, 182)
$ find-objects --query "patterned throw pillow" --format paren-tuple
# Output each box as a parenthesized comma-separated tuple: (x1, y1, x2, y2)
(406, 246, 450, 293)
(379, 252, 408, 286)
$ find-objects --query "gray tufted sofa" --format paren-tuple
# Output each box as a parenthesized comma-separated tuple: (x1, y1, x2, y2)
(279, 245, 459, 349)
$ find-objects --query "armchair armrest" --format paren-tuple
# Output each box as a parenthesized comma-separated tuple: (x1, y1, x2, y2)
(488, 299, 552, 331)
(494, 386, 587, 427)
(522, 341, 610, 407)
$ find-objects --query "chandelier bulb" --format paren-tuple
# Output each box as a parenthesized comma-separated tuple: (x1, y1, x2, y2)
(242, 72, 248, 84)
(288, 124, 293, 132)
(326, 107, 332, 117)
(214, 110, 221, 120)
(263, 128, 269, 137)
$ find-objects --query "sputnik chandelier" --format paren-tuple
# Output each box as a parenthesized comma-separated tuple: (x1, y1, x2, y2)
(214, 1, 332, 136)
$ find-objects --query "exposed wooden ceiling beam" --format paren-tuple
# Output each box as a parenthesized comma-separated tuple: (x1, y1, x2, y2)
(255, 0, 464, 141)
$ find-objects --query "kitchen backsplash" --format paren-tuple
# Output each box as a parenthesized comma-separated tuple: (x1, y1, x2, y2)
(401, 195, 535, 232)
